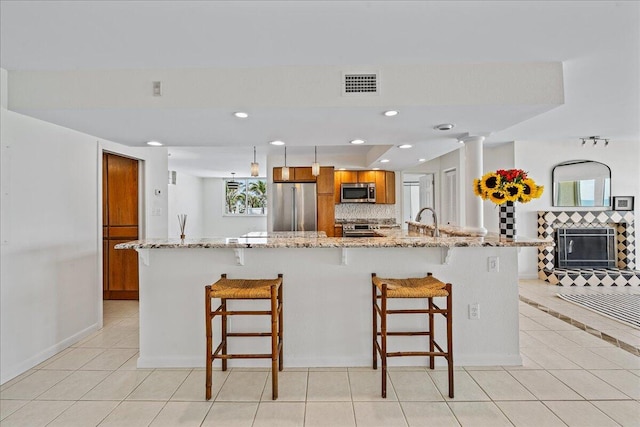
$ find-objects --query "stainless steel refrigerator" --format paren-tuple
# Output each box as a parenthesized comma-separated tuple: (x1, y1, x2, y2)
(272, 183, 317, 232)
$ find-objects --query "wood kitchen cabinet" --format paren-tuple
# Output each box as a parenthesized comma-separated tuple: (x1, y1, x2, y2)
(317, 167, 335, 237)
(385, 171, 396, 204)
(374, 170, 396, 204)
(317, 194, 335, 237)
(273, 166, 318, 182)
(334, 169, 395, 204)
(317, 167, 334, 194)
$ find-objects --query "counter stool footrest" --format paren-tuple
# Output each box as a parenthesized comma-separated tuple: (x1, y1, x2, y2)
(214, 353, 273, 359)
(213, 309, 273, 316)
(227, 332, 273, 337)
(386, 351, 448, 358)
(382, 331, 431, 337)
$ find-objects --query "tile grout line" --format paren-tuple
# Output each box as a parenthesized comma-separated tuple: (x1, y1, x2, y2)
(518, 295, 640, 356)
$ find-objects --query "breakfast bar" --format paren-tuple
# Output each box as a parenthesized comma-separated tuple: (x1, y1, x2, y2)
(116, 228, 550, 369)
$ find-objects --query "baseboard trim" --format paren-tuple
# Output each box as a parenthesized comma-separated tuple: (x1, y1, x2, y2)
(1, 322, 99, 385)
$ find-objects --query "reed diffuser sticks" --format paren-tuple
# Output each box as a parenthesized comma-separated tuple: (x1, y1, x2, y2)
(178, 214, 187, 240)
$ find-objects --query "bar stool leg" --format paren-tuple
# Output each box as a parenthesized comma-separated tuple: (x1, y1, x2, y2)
(372, 276, 378, 370)
(381, 283, 388, 399)
(270, 284, 279, 400)
(446, 283, 454, 398)
(428, 297, 435, 369)
(278, 274, 284, 372)
(205, 285, 212, 400)
(221, 298, 228, 372)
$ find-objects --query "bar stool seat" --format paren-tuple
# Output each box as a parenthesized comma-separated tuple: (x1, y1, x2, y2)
(205, 273, 283, 400)
(372, 272, 454, 398)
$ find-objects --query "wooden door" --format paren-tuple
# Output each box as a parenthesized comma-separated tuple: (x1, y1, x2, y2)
(103, 153, 139, 300)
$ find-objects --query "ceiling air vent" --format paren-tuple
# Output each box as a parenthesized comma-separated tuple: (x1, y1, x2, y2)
(342, 73, 379, 96)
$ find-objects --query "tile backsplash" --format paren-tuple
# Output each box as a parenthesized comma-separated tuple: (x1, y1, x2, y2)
(335, 203, 399, 222)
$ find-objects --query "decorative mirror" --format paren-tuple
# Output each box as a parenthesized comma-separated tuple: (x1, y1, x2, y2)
(552, 160, 611, 207)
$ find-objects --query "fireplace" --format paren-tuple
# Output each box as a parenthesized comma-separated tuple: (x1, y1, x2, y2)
(538, 210, 639, 286)
(555, 227, 616, 268)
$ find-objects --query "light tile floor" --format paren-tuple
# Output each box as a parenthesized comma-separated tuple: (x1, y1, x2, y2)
(1, 283, 639, 426)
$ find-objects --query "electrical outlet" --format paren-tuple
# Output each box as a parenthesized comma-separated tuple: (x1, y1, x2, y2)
(488, 256, 499, 272)
(468, 303, 480, 320)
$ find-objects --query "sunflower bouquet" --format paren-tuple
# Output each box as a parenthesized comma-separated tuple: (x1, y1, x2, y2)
(474, 169, 543, 205)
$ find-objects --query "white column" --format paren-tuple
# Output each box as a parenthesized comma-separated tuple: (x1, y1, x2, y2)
(462, 136, 487, 235)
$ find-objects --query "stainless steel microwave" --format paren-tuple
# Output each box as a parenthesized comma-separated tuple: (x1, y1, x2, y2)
(340, 183, 376, 203)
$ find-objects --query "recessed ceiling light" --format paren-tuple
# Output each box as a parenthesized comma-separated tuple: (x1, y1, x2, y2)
(146, 141, 163, 146)
(398, 144, 412, 149)
(384, 110, 398, 117)
(434, 123, 455, 131)
(350, 139, 365, 145)
(372, 167, 380, 170)
(269, 140, 285, 146)
(234, 112, 249, 118)
(380, 159, 390, 163)
(338, 168, 346, 171)
(418, 158, 426, 162)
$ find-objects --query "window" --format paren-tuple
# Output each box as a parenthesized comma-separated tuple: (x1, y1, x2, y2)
(224, 178, 267, 215)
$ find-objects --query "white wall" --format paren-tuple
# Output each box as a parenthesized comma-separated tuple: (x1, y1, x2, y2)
(513, 139, 640, 278)
(168, 172, 204, 239)
(0, 69, 169, 384)
(0, 108, 101, 383)
(203, 178, 267, 237)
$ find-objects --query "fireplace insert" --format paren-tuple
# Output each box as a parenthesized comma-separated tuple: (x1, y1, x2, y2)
(555, 227, 616, 268)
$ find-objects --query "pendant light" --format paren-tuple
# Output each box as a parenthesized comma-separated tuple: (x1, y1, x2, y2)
(226, 172, 240, 190)
(281, 146, 290, 181)
(311, 146, 320, 176)
(250, 146, 259, 177)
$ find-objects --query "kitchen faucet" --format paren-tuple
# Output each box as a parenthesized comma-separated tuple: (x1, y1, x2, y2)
(415, 207, 440, 237)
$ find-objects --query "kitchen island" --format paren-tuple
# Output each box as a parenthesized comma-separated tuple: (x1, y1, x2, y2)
(116, 229, 550, 369)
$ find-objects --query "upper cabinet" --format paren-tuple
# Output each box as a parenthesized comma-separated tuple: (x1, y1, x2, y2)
(334, 170, 395, 204)
(273, 166, 316, 182)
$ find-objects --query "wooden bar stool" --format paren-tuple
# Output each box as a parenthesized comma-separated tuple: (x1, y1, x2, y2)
(372, 272, 454, 398)
(205, 273, 283, 400)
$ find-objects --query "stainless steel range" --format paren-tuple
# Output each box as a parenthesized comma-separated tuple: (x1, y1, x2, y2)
(342, 223, 382, 238)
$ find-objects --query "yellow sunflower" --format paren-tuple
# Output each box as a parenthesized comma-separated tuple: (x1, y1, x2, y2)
(519, 178, 536, 203)
(535, 185, 545, 198)
(488, 189, 508, 205)
(503, 182, 524, 202)
(480, 172, 501, 194)
(473, 179, 486, 198)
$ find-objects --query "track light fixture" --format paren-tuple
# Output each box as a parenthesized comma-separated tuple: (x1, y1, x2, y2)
(581, 136, 609, 147)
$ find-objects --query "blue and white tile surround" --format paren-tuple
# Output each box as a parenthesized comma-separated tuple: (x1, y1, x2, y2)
(538, 210, 639, 286)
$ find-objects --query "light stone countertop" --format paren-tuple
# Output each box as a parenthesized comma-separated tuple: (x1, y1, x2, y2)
(115, 228, 552, 250)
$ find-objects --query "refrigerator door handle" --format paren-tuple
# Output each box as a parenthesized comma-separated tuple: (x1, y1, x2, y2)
(291, 187, 297, 231)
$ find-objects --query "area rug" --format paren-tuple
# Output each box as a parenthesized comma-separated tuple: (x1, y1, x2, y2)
(557, 293, 640, 329)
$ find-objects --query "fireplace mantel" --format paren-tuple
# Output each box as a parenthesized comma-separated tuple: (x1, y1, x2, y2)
(537, 210, 638, 286)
